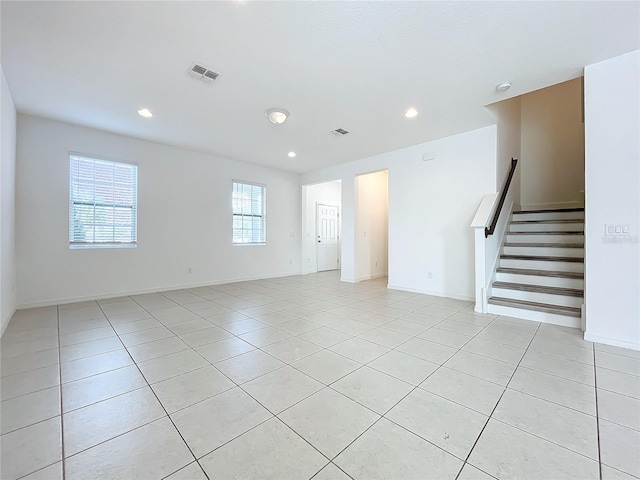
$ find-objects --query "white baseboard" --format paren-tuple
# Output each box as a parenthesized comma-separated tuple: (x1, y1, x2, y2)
(520, 200, 584, 210)
(15, 270, 301, 310)
(386, 284, 473, 302)
(355, 273, 387, 282)
(584, 332, 640, 351)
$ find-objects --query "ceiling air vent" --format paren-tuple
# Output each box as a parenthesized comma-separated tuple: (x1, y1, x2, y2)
(330, 128, 350, 136)
(187, 62, 220, 84)
(203, 70, 219, 82)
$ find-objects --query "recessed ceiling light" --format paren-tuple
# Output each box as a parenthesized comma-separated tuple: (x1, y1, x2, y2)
(496, 82, 511, 93)
(405, 108, 418, 118)
(288, 151, 296, 158)
(137, 108, 153, 118)
(265, 108, 289, 125)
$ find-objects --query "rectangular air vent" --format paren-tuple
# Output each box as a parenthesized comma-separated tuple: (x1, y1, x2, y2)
(330, 128, 350, 136)
(203, 70, 219, 81)
(188, 62, 220, 84)
(191, 64, 207, 75)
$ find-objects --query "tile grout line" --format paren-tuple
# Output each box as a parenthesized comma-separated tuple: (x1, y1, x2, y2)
(116, 297, 215, 480)
(45, 306, 491, 477)
(128, 286, 449, 477)
(593, 344, 603, 480)
(376, 349, 497, 471)
(144, 296, 493, 476)
(181, 338, 340, 469)
(95, 298, 210, 480)
(128, 292, 350, 477)
(56, 304, 67, 480)
(453, 321, 542, 480)
(8, 308, 67, 480)
(319, 319, 484, 471)
(16, 276, 612, 480)
(313, 462, 355, 480)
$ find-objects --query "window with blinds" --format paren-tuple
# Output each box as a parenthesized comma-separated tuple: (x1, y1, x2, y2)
(69, 154, 138, 248)
(232, 181, 266, 245)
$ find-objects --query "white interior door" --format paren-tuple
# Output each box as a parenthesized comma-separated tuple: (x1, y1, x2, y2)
(317, 204, 339, 271)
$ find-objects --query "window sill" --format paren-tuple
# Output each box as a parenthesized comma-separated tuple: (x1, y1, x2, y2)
(232, 243, 266, 247)
(69, 243, 137, 250)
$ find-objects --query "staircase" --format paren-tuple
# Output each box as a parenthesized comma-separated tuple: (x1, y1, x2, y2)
(487, 207, 585, 328)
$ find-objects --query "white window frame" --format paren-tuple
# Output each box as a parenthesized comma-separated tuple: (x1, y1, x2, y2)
(232, 180, 266, 245)
(69, 153, 138, 249)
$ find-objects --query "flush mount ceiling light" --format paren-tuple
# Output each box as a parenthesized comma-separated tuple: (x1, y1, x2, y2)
(405, 108, 418, 118)
(265, 108, 289, 125)
(496, 82, 512, 93)
(288, 151, 296, 158)
(137, 108, 153, 118)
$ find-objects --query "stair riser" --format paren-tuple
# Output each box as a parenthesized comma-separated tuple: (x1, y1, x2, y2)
(503, 246, 584, 257)
(486, 304, 581, 328)
(495, 272, 584, 289)
(500, 258, 584, 272)
(514, 211, 585, 221)
(509, 223, 584, 233)
(506, 234, 584, 243)
(491, 288, 583, 308)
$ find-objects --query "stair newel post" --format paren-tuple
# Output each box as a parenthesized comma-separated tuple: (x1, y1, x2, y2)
(471, 193, 500, 314)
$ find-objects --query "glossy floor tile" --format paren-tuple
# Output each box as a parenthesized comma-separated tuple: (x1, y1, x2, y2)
(1, 272, 638, 479)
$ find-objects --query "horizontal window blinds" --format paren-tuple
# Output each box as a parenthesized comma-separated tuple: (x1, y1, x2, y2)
(69, 155, 138, 247)
(232, 181, 266, 244)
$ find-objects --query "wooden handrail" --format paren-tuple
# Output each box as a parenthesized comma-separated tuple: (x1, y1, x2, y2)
(485, 158, 518, 238)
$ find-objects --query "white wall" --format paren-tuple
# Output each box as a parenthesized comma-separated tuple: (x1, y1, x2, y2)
(16, 114, 301, 307)
(301, 180, 341, 273)
(488, 95, 522, 206)
(355, 170, 388, 281)
(477, 96, 522, 308)
(301, 125, 497, 299)
(584, 50, 640, 350)
(1, 68, 17, 334)
(520, 78, 585, 209)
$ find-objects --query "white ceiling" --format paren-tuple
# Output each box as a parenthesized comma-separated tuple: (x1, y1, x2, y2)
(2, 1, 638, 174)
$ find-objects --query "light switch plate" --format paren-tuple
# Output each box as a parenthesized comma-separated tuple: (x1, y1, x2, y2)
(605, 223, 631, 236)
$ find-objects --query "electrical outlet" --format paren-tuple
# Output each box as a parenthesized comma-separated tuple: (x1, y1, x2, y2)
(427, 271, 433, 279)
(289, 259, 292, 265)
(187, 267, 192, 274)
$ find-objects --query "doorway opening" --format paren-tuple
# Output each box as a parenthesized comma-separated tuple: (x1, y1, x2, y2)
(354, 170, 389, 281)
(301, 180, 342, 274)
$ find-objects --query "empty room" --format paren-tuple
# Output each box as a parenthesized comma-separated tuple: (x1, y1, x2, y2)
(1, 1, 639, 479)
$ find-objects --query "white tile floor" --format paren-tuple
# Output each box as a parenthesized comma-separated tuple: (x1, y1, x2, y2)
(1, 272, 639, 480)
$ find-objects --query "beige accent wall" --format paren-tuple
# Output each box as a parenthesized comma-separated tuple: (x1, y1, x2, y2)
(520, 78, 585, 209)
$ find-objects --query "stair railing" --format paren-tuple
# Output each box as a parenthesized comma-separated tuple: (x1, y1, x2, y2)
(485, 158, 518, 237)
(471, 158, 519, 313)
